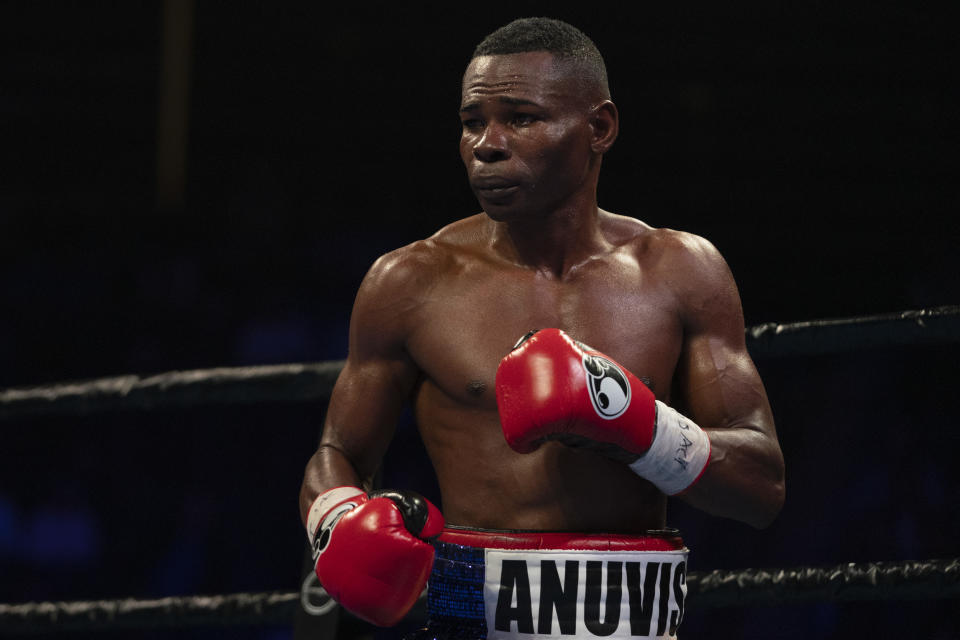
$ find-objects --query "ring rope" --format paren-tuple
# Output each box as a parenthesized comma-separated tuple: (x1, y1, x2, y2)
(690, 557, 960, 606)
(746, 304, 960, 358)
(1, 306, 957, 420)
(1, 558, 956, 633)
(0, 361, 344, 420)
(0, 591, 299, 634)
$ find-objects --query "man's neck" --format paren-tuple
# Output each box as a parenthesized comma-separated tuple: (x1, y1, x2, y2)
(489, 200, 610, 279)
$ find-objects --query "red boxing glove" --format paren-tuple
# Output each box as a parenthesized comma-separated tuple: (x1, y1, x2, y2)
(496, 328, 657, 457)
(496, 329, 711, 495)
(306, 487, 444, 626)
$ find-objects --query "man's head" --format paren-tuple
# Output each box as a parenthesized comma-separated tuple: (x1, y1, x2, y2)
(471, 17, 610, 102)
(461, 18, 618, 221)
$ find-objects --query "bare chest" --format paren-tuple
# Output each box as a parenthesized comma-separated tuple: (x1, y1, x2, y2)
(405, 257, 684, 408)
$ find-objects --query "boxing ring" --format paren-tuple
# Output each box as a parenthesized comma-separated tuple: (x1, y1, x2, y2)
(1, 306, 958, 635)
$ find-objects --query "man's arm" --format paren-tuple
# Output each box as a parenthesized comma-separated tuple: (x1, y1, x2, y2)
(300, 241, 450, 523)
(670, 233, 785, 529)
(298, 244, 432, 525)
(299, 268, 411, 522)
(296, 244, 447, 627)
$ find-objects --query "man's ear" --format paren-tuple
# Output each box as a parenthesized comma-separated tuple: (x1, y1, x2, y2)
(589, 100, 619, 154)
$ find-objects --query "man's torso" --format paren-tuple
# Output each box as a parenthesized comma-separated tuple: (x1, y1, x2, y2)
(395, 213, 695, 532)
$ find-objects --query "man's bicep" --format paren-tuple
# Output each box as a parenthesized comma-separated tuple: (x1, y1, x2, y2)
(673, 238, 774, 434)
(318, 246, 430, 482)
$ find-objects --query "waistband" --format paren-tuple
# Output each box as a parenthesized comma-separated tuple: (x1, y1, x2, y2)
(424, 527, 688, 640)
(438, 526, 686, 552)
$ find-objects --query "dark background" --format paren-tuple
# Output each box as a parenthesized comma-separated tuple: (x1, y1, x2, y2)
(1, 2, 958, 639)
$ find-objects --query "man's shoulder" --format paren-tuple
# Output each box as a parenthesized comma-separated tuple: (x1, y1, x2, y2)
(603, 212, 723, 267)
(633, 223, 740, 324)
(425, 213, 492, 264)
(361, 214, 488, 295)
(648, 227, 724, 267)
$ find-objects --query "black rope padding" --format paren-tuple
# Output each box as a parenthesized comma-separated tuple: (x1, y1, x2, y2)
(746, 305, 960, 358)
(1, 306, 958, 420)
(0, 591, 299, 633)
(1, 559, 956, 633)
(686, 557, 960, 608)
(0, 361, 344, 420)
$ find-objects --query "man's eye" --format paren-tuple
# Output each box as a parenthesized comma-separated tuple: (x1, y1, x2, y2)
(513, 114, 537, 126)
(462, 119, 483, 130)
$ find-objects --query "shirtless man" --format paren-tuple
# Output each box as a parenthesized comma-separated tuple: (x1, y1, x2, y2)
(299, 17, 784, 639)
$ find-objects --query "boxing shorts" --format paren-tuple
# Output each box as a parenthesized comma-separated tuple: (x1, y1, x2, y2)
(405, 527, 689, 640)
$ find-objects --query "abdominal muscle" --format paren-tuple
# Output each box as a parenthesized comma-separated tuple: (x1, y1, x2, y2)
(415, 386, 667, 533)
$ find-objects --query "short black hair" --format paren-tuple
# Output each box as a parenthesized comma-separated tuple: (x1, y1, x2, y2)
(472, 17, 610, 98)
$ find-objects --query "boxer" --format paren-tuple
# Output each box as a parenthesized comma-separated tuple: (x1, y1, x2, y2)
(300, 17, 784, 639)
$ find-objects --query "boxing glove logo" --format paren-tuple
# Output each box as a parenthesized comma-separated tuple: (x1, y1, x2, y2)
(582, 354, 631, 419)
(312, 500, 359, 559)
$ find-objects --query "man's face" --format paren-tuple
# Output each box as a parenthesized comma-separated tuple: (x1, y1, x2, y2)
(460, 52, 597, 221)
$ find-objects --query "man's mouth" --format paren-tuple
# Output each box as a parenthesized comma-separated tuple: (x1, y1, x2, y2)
(472, 177, 520, 199)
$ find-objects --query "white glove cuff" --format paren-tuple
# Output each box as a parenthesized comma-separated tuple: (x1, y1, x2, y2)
(306, 486, 365, 547)
(628, 400, 711, 495)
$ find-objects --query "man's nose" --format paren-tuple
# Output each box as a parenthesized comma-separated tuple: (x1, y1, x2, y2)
(473, 124, 510, 163)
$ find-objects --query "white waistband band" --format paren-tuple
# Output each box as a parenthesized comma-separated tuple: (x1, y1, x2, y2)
(431, 541, 688, 639)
